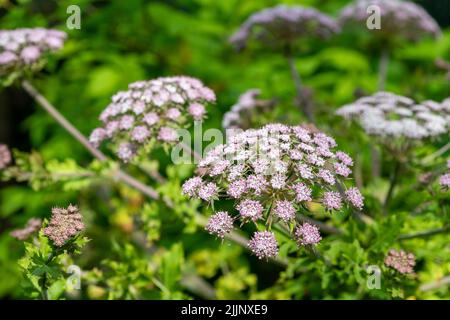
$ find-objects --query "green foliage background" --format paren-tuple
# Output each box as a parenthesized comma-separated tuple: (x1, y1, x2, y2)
(0, 0, 449, 299)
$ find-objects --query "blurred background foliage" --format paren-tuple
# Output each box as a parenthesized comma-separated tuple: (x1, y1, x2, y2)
(0, 0, 449, 299)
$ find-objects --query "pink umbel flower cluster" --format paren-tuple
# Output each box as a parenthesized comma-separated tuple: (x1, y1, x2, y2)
(336, 92, 450, 140)
(384, 249, 416, 274)
(440, 174, 450, 189)
(230, 5, 339, 51)
(0, 28, 66, 77)
(295, 223, 322, 246)
(339, 0, 441, 42)
(205, 211, 234, 239)
(248, 231, 279, 260)
(439, 160, 450, 189)
(183, 123, 363, 259)
(90, 76, 216, 162)
(43, 205, 85, 247)
(0, 144, 11, 169)
(222, 89, 275, 130)
(10, 218, 42, 241)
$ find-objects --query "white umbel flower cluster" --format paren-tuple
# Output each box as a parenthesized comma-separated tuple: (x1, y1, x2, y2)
(336, 92, 450, 140)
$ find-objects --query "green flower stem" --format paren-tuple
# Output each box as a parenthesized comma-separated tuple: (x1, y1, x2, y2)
(40, 251, 56, 300)
(131, 232, 216, 299)
(378, 48, 389, 91)
(285, 48, 314, 123)
(383, 159, 402, 215)
(370, 48, 390, 179)
(307, 245, 331, 267)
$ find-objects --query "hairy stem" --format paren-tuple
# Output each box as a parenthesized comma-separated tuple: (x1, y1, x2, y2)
(420, 275, 450, 292)
(285, 50, 314, 123)
(180, 141, 202, 162)
(22, 80, 107, 161)
(180, 274, 216, 299)
(131, 231, 216, 299)
(398, 225, 449, 241)
(421, 142, 450, 165)
(22, 80, 160, 200)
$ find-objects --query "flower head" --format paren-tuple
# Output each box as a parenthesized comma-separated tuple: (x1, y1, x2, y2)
(90, 76, 215, 162)
(440, 173, 450, 189)
(384, 249, 416, 274)
(237, 199, 264, 222)
(43, 205, 85, 247)
(336, 92, 450, 142)
(182, 177, 203, 197)
(183, 124, 362, 254)
(339, 0, 441, 43)
(0, 28, 66, 79)
(157, 126, 178, 142)
(295, 223, 322, 245)
(198, 182, 218, 201)
(323, 191, 342, 211)
(10, 218, 42, 241)
(205, 211, 234, 239)
(117, 142, 136, 162)
(248, 231, 279, 260)
(273, 200, 296, 222)
(230, 5, 339, 51)
(345, 187, 364, 210)
(0, 144, 12, 169)
(188, 103, 206, 120)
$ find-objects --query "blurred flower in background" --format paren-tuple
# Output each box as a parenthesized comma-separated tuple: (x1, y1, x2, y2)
(0, 28, 66, 84)
(222, 89, 276, 130)
(89, 76, 216, 162)
(230, 5, 339, 51)
(0, 144, 12, 169)
(339, 0, 441, 42)
(336, 92, 450, 142)
(10, 218, 42, 241)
